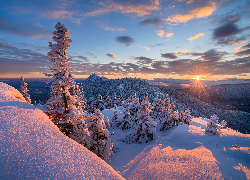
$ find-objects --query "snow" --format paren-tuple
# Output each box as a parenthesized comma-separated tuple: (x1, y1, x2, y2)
(101, 108, 250, 180)
(0, 82, 124, 179)
(1, 82, 250, 179)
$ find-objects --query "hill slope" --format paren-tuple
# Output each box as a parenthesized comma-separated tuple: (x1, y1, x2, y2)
(0, 82, 124, 179)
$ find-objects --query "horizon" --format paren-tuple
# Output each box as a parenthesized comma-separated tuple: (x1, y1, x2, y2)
(0, 0, 250, 80)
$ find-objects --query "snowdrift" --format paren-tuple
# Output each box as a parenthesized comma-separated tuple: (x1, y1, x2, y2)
(102, 109, 250, 180)
(0, 82, 124, 179)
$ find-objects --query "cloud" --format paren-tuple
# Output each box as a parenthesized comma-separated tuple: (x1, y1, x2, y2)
(235, 49, 250, 56)
(217, 36, 249, 46)
(161, 53, 179, 59)
(98, 23, 126, 32)
(167, 1, 218, 23)
(174, 50, 191, 55)
(151, 41, 165, 47)
(84, 0, 160, 17)
(139, 18, 161, 26)
(87, 52, 95, 56)
(7, 1, 81, 24)
(116, 36, 135, 46)
(75, 56, 90, 62)
(156, 30, 173, 37)
(131, 56, 154, 64)
(41, 10, 72, 19)
(187, 33, 205, 42)
(212, 21, 243, 39)
(0, 39, 49, 74)
(0, 17, 51, 39)
(199, 49, 227, 61)
(139, 46, 150, 50)
(235, 43, 250, 51)
(106, 53, 117, 59)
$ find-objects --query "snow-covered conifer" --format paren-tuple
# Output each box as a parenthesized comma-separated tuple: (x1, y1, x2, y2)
(43, 22, 85, 135)
(20, 76, 31, 104)
(111, 92, 118, 107)
(119, 105, 132, 130)
(182, 109, 192, 125)
(151, 98, 164, 119)
(126, 97, 157, 143)
(111, 105, 118, 127)
(104, 96, 112, 109)
(87, 109, 114, 161)
(96, 94, 105, 111)
(206, 114, 221, 135)
(221, 120, 227, 129)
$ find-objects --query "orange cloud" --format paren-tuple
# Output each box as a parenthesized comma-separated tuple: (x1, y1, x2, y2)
(139, 46, 151, 50)
(85, 0, 160, 17)
(106, 53, 116, 59)
(167, 2, 218, 23)
(156, 30, 174, 37)
(187, 33, 205, 41)
(41, 10, 72, 19)
(99, 24, 126, 32)
(174, 50, 191, 54)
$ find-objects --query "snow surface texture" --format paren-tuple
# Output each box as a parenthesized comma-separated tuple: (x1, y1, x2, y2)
(0, 82, 124, 179)
(102, 108, 250, 180)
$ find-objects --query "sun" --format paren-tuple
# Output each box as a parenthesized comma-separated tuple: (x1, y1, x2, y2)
(195, 76, 200, 80)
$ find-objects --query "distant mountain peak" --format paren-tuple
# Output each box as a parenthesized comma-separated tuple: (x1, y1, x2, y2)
(86, 73, 107, 82)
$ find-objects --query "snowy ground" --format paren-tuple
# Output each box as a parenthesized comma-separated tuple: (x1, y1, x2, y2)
(102, 108, 250, 180)
(1, 82, 250, 179)
(0, 82, 124, 179)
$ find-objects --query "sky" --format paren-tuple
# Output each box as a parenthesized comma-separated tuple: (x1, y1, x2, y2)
(0, 0, 250, 80)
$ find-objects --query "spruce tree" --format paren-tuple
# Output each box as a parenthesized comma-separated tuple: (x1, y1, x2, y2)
(44, 22, 84, 135)
(126, 97, 157, 143)
(206, 114, 221, 135)
(20, 76, 31, 104)
(119, 105, 132, 130)
(111, 105, 118, 127)
(87, 109, 114, 161)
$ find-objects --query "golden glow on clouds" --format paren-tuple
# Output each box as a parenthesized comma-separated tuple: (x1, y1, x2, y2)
(156, 30, 173, 37)
(85, 0, 160, 17)
(167, 2, 218, 23)
(174, 50, 191, 54)
(187, 33, 205, 41)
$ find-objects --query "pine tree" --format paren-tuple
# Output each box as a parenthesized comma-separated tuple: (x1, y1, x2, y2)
(221, 120, 227, 129)
(20, 76, 31, 104)
(159, 97, 175, 131)
(119, 105, 132, 130)
(104, 96, 112, 109)
(87, 109, 114, 161)
(126, 97, 157, 143)
(182, 109, 192, 125)
(206, 114, 221, 135)
(43, 22, 84, 136)
(96, 94, 105, 111)
(111, 105, 119, 127)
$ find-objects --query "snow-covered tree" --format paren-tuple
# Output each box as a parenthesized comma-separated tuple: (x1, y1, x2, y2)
(221, 120, 227, 129)
(151, 98, 164, 119)
(158, 98, 175, 131)
(43, 22, 84, 135)
(111, 105, 118, 127)
(20, 76, 31, 104)
(87, 109, 114, 161)
(119, 105, 132, 130)
(126, 97, 157, 143)
(96, 94, 105, 111)
(182, 109, 192, 125)
(206, 114, 221, 135)
(129, 93, 140, 116)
